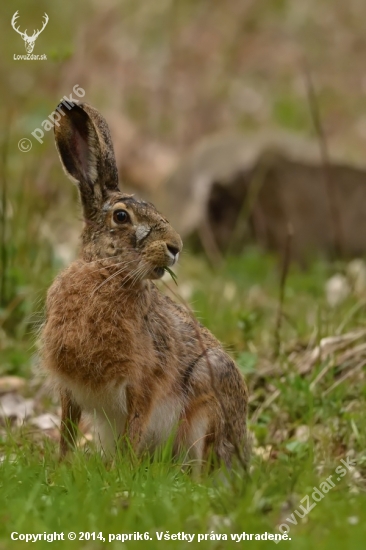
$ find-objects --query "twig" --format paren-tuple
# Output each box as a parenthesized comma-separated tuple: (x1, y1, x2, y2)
(251, 388, 281, 424)
(309, 359, 333, 392)
(225, 160, 269, 258)
(323, 359, 366, 396)
(302, 59, 344, 257)
(336, 299, 366, 335)
(273, 222, 293, 357)
(0, 115, 11, 307)
(198, 217, 224, 268)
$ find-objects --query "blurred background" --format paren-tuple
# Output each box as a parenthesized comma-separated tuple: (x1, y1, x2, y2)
(1, 0, 366, 471)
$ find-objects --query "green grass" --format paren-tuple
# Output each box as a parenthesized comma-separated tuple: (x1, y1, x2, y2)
(1, 244, 366, 548)
(0, 428, 365, 549)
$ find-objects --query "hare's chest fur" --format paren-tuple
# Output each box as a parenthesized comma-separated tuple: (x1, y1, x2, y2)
(43, 263, 187, 449)
(43, 263, 159, 384)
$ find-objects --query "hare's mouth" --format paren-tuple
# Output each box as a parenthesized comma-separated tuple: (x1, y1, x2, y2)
(151, 266, 165, 279)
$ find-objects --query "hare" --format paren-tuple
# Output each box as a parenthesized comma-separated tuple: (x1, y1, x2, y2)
(41, 102, 249, 474)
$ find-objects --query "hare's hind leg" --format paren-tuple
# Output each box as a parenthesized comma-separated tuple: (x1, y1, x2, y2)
(178, 397, 218, 478)
(59, 388, 81, 459)
(179, 354, 248, 474)
(181, 401, 241, 475)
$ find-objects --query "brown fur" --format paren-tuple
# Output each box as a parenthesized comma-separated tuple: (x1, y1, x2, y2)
(41, 102, 249, 472)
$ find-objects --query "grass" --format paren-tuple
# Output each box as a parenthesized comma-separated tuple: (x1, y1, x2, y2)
(1, 239, 366, 548)
(0, 422, 365, 549)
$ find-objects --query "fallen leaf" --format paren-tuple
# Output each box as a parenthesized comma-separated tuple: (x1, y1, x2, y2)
(30, 413, 59, 430)
(0, 393, 34, 424)
(0, 376, 26, 394)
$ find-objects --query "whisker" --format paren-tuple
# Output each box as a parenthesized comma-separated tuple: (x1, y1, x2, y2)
(91, 266, 132, 294)
(85, 258, 139, 283)
(120, 262, 150, 290)
(129, 268, 146, 288)
(120, 265, 145, 289)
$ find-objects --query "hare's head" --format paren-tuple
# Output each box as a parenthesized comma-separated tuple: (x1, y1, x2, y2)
(54, 102, 182, 280)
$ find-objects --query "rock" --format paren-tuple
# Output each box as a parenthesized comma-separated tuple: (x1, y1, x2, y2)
(30, 413, 59, 430)
(0, 376, 26, 394)
(295, 425, 310, 443)
(0, 393, 34, 424)
(161, 132, 366, 262)
(346, 259, 366, 296)
(325, 274, 350, 307)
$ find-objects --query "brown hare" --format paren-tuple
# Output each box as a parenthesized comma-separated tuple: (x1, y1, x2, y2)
(41, 102, 249, 474)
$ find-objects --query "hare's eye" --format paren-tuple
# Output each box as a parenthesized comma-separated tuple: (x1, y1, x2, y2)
(113, 210, 129, 224)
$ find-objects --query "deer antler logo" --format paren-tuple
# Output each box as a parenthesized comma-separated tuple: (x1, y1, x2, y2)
(11, 11, 49, 54)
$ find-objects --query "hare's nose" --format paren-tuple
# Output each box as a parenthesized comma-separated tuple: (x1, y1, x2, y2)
(166, 244, 180, 264)
(167, 244, 180, 257)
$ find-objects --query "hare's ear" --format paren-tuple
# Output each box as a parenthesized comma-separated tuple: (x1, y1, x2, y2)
(54, 102, 119, 220)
